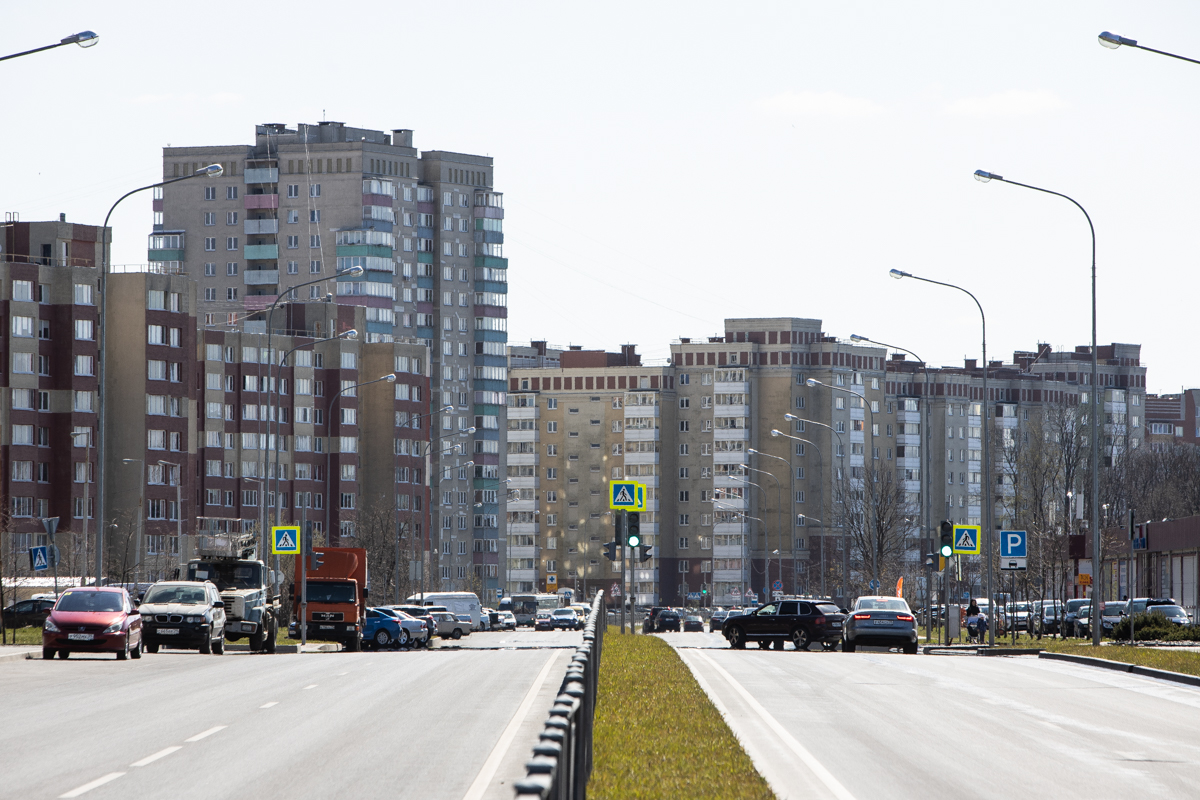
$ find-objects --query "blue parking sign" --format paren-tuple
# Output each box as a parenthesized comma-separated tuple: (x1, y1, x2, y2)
(1000, 530, 1027, 559)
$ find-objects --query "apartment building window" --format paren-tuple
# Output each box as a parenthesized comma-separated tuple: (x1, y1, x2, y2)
(74, 283, 94, 305)
(679, 537, 689, 550)
(227, 288, 238, 301)
(287, 184, 299, 198)
(309, 209, 321, 223)
(227, 262, 239, 276)
(203, 287, 217, 302)
(310, 260, 322, 274)
(310, 184, 321, 197)
(310, 235, 321, 248)
(204, 237, 216, 251)
(680, 420, 690, 432)
(286, 235, 299, 249)
(204, 186, 217, 201)
(226, 211, 239, 225)
(679, 491, 690, 502)
(679, 515, 690, 526)
(225, 186, 238, 200)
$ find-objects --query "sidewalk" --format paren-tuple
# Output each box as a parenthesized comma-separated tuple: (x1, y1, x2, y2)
(0, 645, 42, 663)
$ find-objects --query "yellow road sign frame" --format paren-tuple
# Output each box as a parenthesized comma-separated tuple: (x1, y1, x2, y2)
(271, 525, 301, 555)
(609, 481, 647, 511)
(952, 525, 981, 555)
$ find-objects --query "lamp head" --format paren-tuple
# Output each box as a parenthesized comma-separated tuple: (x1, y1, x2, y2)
(121, 458, 138, 464)
(346, 265, 365, 277)
(62, 31, 99, 47)
(973, 170, 1001, 183)
(784, 413, 798, 421)
(464, 461, 474, 467)
(770, 429, 781, 438)
(198, 164, 224, 178)
(341, 329, 359, 340)
(889, 268, 910, 280)
(805, 378, 819, 387)
(382, 373, 397, 382)
(1098, 31, 1135, 49)
(442, 404, 454, 412)
(747, 448, 758, 455)
(849, 334, 868, 343)
(467, 426, 477, 433)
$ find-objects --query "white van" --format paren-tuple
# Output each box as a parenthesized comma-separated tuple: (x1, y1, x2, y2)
(406, 592, 482, 630)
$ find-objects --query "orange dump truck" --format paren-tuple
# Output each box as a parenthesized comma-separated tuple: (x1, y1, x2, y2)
(292, 547, 368, 651)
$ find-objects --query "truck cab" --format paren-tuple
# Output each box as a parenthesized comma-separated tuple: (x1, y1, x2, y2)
(292, 547, 368, 652)
(186, 533, 279, 653)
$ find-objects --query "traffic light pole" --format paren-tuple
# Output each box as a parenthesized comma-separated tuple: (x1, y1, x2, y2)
(618, 511, 626, 635)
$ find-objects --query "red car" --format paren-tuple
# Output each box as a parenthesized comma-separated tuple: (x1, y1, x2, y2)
(43, 587, 142, 660)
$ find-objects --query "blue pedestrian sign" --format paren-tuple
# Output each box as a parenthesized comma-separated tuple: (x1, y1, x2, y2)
(271, 525, 301, 555)
(1000, 530, 1027, 559)
(608, 481, 646, 511)
(952, 525, 981, 555)
(29, 546, 50, 572)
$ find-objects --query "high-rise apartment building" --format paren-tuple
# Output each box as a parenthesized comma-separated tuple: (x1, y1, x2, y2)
(153, 122, 507, 596)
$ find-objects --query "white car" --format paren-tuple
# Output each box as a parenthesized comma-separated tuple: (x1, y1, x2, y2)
(498, 611, 517, 630)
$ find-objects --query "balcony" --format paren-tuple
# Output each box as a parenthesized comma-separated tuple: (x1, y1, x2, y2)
(244, 168, 279, 184)
(148, 249, 185, 262)
(244, 270, 279, 286)
(244, 219, 278, 235)
(244, 194, 279, 210)
(244, 244, 279, 261)
(474, 255, 507, 270)
(243, 294, 278, 312)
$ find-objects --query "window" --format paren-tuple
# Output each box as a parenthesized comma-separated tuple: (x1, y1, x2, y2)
(679, 514, 690, 526)
(74, 283, 94, 305)
(310, 260, 322, 274)
(226, 186, 238, 200)
(227, 262, 239, 276)
(310, 235, 321, 248)
(310, 184, 321, 197)
(678, 560, 689, 572)
(679, 420, 690, 432)
(11, 316, 33, 337)
(679, 537, 690, 550)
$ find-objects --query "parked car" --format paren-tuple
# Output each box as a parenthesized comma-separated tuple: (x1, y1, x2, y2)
(431, 611, 469, 639)
(1010, 601, 1031, 632)
(370, 607, 430, 647)
(1033, 601, 1063, 635)
(642, 607, 667, 634)
(1129, 597, 1177, 615)
(534, 611, 554, 631)
(43, 587, 143, 660)
(1149, 605, 1191, 626)
(497, 611, 517, 630)
(3, 598, 56, 628)
(391, 605, 439, 642)
(138, 581, 226, 655)
(656, 610, 681, 632)
(708, 608, 730, 632)
(842, 595, 918, 654)
(455, 614, 475, 635)
(363, 608, 405, 649)
(551, 608, 581, 630)
(683, 615, 705, 632)
(1059, 599, 1091, 638)
(723, 598, 847, 650)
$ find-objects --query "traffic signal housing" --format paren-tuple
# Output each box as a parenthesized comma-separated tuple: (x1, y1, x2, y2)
(939, 520, 954, 559)
(626, 512, 641, 547)
(637, 544, 652, 563)
(603, 541, 619, 561)
(309, 549, 325, 571)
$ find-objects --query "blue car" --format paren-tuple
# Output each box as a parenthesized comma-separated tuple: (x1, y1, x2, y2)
(363, 608, 404, 650)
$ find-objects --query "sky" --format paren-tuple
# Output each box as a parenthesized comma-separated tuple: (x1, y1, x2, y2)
(4, 2, 1199, 393)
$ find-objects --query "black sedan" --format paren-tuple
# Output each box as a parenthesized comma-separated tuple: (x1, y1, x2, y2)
(656, 610, 681, 632)
(3, 598, 55, 628)
(842, 596, 918, 654)
(683, 615, 704, 632)
(708, 608, 730, 632)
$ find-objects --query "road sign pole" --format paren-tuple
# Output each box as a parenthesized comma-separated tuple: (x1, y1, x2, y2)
(619, 510, 626, 635)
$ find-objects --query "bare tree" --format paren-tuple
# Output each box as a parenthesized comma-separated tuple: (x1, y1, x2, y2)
(834, 461, 917, 596)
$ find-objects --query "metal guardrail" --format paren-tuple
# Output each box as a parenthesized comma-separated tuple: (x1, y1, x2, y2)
(514, 590, 604, 800)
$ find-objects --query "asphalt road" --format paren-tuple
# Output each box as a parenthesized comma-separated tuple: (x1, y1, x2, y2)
(676, 642, 1200, 799)
(1, 630, 582, 800)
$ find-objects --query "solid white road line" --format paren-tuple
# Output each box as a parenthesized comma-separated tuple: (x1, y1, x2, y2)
(130, 746, 182, 767)
(259, 701, 279, 708)
(59, 772, 126, 798)
(185, 726, 227, 743)
(461, 652, 560, 800)
(693, 651, 857, 800)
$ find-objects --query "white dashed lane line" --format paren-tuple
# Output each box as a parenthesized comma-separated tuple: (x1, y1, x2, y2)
(303, 684, 317, 689)
(59, 772, 126, 798)
(130, 746, 182, 767)
(185, 725, 227, 742)
(260, 701, 279, 708)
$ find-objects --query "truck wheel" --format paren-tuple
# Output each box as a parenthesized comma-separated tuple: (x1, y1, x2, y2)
(263, 618, 277, 654)
(250, 627, 265, 653)
(213, 636, 224, 655)
(347, 634, 362, 652)
(200, 632, 212, 654)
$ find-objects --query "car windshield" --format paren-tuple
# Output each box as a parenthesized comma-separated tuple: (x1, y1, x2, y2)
(552, 609, 574, 616)
(855, 598, 910, 612)
(306, 582, 356, 604)
(1102, 603, 1126, 614)
(1152, 606, 1187, 616)
(56, 591, 123, 613)
(187, 561, 262, 590)
(1067, 600, 1089, 611)
(686, 616, 701, 621)
(144, 585, 208, 605)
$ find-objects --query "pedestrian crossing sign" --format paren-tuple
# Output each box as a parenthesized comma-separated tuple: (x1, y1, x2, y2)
(609, 480, 646, 511)
(952, 525, 981, 555)
(271, 525, 301, 555)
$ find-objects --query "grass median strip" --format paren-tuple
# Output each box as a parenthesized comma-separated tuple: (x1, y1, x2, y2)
(955, 633, 1200, 678)
(589, 629, 773, 800)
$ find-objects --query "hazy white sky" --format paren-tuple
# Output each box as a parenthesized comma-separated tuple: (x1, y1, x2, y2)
(4, 2, 1198, 392)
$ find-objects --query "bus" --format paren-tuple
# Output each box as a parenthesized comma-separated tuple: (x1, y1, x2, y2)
(502, 593, 563, 627)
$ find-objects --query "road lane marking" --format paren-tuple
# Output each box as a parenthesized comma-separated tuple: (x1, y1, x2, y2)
(303, 684, 317, 689)
(259, 701, 279, 708)
(130, 746, 182, 767)
(693, 651, 857, 800)
(59, 772, 125, 798)
(185, 726, 226, 742)
(461, 651, 560, 800)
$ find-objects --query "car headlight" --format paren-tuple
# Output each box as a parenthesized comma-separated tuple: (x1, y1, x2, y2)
(103, 620, 123, 634)
(44, 618, 60, 633)
(141, 615, 152, 624)
(186, 615, 203, 624)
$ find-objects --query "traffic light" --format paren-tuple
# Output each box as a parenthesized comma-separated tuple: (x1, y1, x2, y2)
(638, 544, 652, 563)
(626, 512, 641, 548)
(939, 520, 954, 559)
(1128, 508, 1136, 540)
(308, 550, 324, 571)
(603, 541, 619, 561)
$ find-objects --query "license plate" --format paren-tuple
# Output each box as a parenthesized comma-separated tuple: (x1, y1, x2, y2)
(872, 620, 892, 625)
(68, 633, 94, 641)
(158, 628, 179, 635)
(320, 625, 335, 630)
(831, 622, 842, 628)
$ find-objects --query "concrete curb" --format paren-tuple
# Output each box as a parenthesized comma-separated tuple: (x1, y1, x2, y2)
(0, 647, 40, 663)
(1038, 651, 1200, 688)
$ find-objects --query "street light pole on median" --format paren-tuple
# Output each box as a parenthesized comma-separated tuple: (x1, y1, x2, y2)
(95, 164, 224, 587)
(1098, 31, 1200, 65)
(973, 170, 1101, 647)
(0, 31, 98, 63)
(891, 268, 993, 645)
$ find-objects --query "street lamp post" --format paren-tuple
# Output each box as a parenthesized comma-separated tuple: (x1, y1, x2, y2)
(763, 433, 826, 597)
(0, 31, 98, 63)
(120, 459, 144, 588)
(784, 415, 845, 600)
(71, 430, 94, 586)
(973, 170, 1101, 647)
(96, 164, 223, 588)
(744, 465, 783, 597)
(749, 449, 796, 593)
(714, 504, 763, 605)
(325, 373, 397, 543)
(393, 405, 453, 604)
(1098, 31, 1200, 65)
(891, 267, 994, 645)
(159, 460, 183, 575)
(726, 475, 768, 600)
(851, 334, 932, 618)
